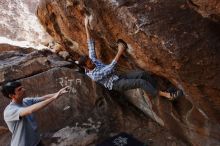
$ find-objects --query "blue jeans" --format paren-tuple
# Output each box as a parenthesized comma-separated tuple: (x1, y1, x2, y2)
(112, 70, 158, 97)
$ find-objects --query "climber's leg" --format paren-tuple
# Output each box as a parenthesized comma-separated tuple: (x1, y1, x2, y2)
(113, 77, 183, 100)
(119, 70, 157, 88)
(112, 78, 158, 98)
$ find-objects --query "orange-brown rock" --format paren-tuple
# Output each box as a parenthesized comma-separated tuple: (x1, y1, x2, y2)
(37, 0, 220, 145)
(187, 0, 220, 22)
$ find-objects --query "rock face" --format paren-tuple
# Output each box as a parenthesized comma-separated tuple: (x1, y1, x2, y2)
(0, 0, 51, 46)
(187, 0, 220, 22)
(36, 0, 220, 146)
(0, 45, 71, 85)
(0, 45, 187, 146)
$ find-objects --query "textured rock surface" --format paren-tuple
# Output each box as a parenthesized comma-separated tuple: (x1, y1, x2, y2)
(188, 0, 220, 22)
(0, 126, 10, 146)
(37, 0, 220, 145)
(0, 0, 51, 46)
(0, 46, 187, 146)
(50, 126, 98, 146)
(0, 45, 71, 84)
(0, 45, 72, 128)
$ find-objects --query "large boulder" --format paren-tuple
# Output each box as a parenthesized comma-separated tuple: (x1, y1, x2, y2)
(0, 46, 187, 146)
(0, 45, 71, 84)
(0, 44, 72, 130)
(37, 0, 220, 145)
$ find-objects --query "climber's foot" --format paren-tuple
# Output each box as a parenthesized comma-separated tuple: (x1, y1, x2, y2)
(167, 89, 183, 101)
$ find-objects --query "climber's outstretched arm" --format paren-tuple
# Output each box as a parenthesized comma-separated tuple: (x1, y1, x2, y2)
(85, 16, 91, 41)
(113, 43, 126, 62)
(85, 16, 98, 60)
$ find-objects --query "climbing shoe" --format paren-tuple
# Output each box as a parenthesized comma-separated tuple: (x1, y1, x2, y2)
(169, 89, 183, 101)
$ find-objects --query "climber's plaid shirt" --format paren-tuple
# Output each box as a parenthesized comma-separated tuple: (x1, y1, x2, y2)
(85, 39, 119, 90)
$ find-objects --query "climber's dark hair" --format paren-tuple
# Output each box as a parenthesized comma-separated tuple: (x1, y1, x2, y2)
(78, 55, 89, 67)
(117, 39, 128, 49)
(1, 81, 21, 99)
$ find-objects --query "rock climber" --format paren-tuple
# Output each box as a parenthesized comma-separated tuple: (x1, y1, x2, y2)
(78, 16, 183, 101)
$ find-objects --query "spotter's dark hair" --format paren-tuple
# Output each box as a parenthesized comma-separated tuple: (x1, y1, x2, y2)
(1, 81, 21, 99)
